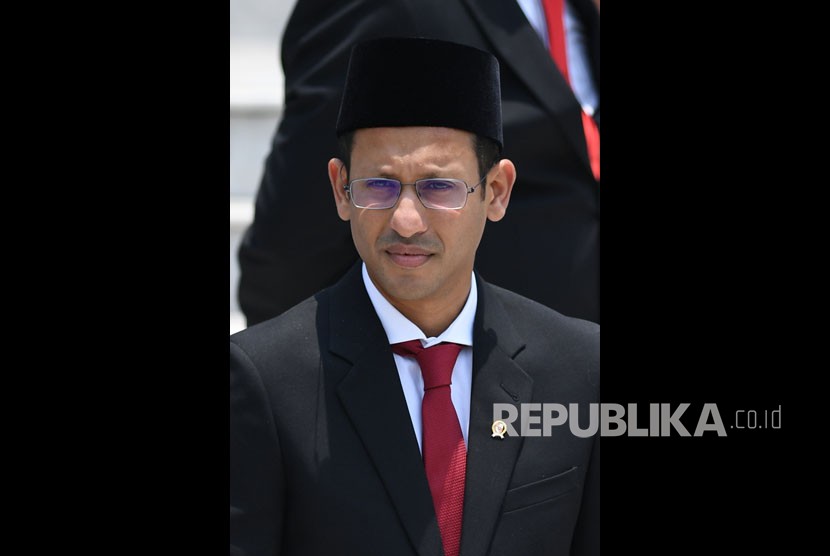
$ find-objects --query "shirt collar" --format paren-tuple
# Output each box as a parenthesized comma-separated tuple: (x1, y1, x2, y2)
(362, 262, 476, 348)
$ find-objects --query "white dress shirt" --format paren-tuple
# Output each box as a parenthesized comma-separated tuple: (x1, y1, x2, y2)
(362, 263, 476, 453)
(516, 0, 599, 116)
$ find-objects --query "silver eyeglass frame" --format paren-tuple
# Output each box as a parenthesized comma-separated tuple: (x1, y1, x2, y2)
(344, 175, 487, 210)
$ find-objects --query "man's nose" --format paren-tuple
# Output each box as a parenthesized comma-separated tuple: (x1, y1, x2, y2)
(389, 186, 428, 238)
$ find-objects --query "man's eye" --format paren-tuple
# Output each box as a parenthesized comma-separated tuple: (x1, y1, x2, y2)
(365, 180, 398, 190)
(421, 180, 455, 191)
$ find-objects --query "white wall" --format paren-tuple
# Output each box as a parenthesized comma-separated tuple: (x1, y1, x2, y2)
(230, 0, 295, 334)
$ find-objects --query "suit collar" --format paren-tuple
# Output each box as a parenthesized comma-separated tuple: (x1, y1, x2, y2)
(327, 264, 523, 359)
(360, 262, 477, 347)
(461, 0, 596, 176)
(327, 262, 389, 363)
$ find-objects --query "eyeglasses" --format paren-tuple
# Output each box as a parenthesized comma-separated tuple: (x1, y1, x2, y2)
(344, 176, 486, 210)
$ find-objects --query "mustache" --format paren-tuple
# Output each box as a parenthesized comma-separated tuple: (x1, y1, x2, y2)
(376, 231, 442, 252)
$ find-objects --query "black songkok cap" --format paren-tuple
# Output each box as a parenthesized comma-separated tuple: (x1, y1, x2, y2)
(336, 37, 503, 149)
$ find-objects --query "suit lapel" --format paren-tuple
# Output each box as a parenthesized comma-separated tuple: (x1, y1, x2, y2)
(461, 0, 593, 174)
(460, 276, 534, 556)
(330, 265, 444, 556)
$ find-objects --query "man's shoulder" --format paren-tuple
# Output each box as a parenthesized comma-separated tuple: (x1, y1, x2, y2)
(482, 281, 599, 357)
(484, 282, 599, 331)
(231, 262, 367, 359)
(230, 292, 325, 362)
(482, 281, 599, 395)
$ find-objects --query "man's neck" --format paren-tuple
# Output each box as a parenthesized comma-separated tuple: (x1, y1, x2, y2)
(387, 291, 469, 338)
(361, 263, 476, 340)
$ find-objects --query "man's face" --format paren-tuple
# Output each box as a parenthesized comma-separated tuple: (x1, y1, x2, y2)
(330, 126, 507, 309)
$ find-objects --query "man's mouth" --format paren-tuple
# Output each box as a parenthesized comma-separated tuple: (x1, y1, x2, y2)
(385, 245, 433, 268)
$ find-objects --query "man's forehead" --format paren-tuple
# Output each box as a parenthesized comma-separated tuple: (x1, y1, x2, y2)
(354, 128, 473, 158)
(350, 127, 476, 175)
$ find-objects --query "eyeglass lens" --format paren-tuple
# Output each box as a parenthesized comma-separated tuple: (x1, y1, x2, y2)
(351, 178, 467, 209)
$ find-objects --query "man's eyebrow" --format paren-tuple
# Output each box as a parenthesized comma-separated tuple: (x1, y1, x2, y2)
(371, 161, 463, 180)
(374, 171, 446, 180)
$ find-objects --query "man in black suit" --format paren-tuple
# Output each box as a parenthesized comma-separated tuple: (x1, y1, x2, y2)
(237, 0, 600, 326)
(230, 38, 599, 556)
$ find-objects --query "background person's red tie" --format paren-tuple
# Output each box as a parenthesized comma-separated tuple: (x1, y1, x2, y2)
(542, 0, 600, 181)
(392, 340, 465, 556)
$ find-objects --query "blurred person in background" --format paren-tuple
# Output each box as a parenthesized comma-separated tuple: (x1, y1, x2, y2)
(238, 0, 600, 326)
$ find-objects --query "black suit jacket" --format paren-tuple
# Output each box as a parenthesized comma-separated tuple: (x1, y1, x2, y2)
(237, 0, 600, 325)
(230, 264, 600, 555)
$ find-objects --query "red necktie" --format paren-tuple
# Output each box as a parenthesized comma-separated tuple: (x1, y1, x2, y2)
(542, 0, 600, 181)
(392, 340, 465, 556)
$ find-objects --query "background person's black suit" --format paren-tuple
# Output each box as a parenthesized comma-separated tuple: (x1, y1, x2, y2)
(237, 0, 600, 325)
(230, 264, 600, 555)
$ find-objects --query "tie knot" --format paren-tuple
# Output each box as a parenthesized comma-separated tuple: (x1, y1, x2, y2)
(392, 340, 463, 390)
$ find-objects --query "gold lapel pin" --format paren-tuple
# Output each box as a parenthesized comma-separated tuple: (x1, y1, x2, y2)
(491, 420, 507, 439)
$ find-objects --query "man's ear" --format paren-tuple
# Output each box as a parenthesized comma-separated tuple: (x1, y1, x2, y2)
(328, 158, 351, 221)
(486, 159, 516, 222)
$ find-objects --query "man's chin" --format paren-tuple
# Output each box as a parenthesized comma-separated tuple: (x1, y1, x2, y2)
(375, 273, 435, 303)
